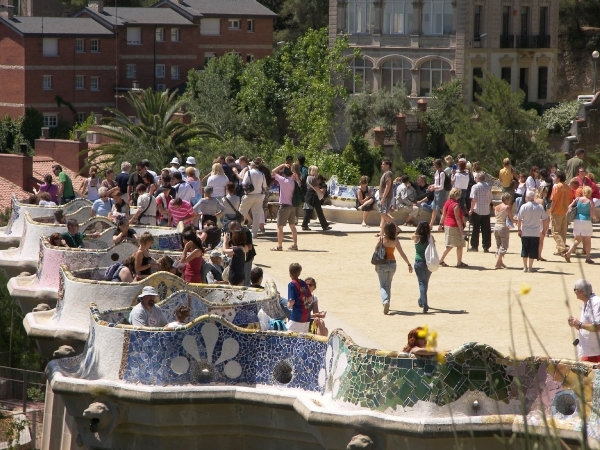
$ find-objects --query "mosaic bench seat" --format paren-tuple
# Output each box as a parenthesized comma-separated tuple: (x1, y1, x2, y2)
(0, 195, 92, 249)
(23, 265, 281, 358)
(45, 306, 600, 450)
(8, 234, 183, 314)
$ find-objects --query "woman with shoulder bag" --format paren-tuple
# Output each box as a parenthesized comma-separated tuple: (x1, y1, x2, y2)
(375, 221, 412, 315)
(301, 165, 331, 231)
(411, 221, 433, 313)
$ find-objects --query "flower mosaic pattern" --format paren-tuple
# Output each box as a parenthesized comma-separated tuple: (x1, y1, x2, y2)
(318, 334, 349, 397)
(4, 196, 19, 235)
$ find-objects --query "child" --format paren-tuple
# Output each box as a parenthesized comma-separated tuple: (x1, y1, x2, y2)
(286, 263, 313, 333)
(167, 305, 191, 328)
(305, 277, 328, 336)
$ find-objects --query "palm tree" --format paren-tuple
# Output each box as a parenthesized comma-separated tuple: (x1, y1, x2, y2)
(85, 89, 221, 169)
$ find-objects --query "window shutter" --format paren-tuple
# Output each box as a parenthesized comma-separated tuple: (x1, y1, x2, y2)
(43, 38, 58, 56)
(201, 18, 220, 35)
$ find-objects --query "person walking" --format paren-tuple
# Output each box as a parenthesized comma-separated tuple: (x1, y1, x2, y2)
(564, 186, 595, 264)
(438, 188, 467, 268)
(468, 172, 493, 252)
(375, 221, 412, 315)
(271, 163, 299, 251)
(517, 191, 549, 272)
(378, 159, 395, 235)
(411, 221, 433, 313)
(493, 193, 512, 269)
(568, 279, 600, 362)
(548, 170, 571, 256)
(238, 159, 267, 238)
(301, 165, 331, 232)
(428, 159, 448, 230)
(565, 148, 585, 182)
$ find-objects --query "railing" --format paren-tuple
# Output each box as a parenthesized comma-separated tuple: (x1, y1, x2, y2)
(0, 366, 46, 414)
(535, 34, 551, 48)
(500, 34, 514, 48)
(515, 34, 551, 49)
(405, 115, 421, 131)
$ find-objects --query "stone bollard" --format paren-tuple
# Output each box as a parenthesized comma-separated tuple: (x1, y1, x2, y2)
(373, 126, 385, 148)
(395, 113, 406, 145)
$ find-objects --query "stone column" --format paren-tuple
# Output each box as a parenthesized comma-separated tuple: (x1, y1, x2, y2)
(373, 0, 382, 35)
(410, 68, 419, 97)
(396, 113, 406, 146)
(411, 0, 421, 35)
(374, 127, 385, 147)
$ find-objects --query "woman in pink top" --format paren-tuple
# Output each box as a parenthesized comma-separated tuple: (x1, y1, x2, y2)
(168, 198, 195, 228)
(37, 174, 59, 203)
(438, 188, 467, 268)
(271, 164, 298, 251)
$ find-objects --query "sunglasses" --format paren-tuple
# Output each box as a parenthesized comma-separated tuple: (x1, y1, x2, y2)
(306, 283, 315, 287)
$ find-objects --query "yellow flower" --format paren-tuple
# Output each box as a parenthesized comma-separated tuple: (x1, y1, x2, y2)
(417, 325, 428, 339)
(520, 283, 531, 295)
(436, 353, 446, 364)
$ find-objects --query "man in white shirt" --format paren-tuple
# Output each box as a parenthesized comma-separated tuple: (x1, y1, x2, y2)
(239, 159, 267, 238)
(469, 172, 493, 252)
(171, 172, 195, 203)
(395, 175, 419, 225)
(131, 184, 157, 226)
(517, 191, 549, 272)
(130, 286, 168, 327)
(568, 279, 600, 362)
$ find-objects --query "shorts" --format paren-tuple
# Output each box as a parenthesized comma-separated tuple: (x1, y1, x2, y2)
(445, 226, 466, 247)
(277, 205, 296, 227)
(573, 219, 593, 237)
(287, 320, 310, 333)
(379, 198, 393, 214)
(520, 236, 540, 259)
(432, 190, 448, 211)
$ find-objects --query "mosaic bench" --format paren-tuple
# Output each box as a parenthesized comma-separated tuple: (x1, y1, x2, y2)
(23, 265, 280, 358)
(0, 195, 92, 249)
(44, 306, 600, 449)
(8, 234, 183, 314)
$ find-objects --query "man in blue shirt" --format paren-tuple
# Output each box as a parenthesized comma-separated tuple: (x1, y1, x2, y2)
(286, 263, 313, 333)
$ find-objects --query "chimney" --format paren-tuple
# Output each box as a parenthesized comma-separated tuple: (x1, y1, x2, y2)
(88, 0, 103, 12)
(41, 127, 49, 139)
(0, 153, 33, 191)
(0, 5, 15, 20)
(19, 142, 28, 154)
(94, 113, 102, 125)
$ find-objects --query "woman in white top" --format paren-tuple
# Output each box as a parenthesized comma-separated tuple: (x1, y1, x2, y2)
(204, 163, 229, 200)
(525, 166, 541, 195)
(166, 305, 191, 329)
(451, 159, 470, 213)
(428, 159, 447, 230)
(81, 166, 101, 201)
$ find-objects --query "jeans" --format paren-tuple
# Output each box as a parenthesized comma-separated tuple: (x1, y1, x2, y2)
(420, 201, 433, 213)
(414, 260, 431, 309)
(377, 261, 396, 305)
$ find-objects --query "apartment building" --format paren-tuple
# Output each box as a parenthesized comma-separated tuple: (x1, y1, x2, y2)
(0, 0, 275, 125)
(329, 0, 558, 104)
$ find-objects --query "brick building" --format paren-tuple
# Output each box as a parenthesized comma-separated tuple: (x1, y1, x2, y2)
(329, 0, 559, 105)
(0, 0, 275, 126)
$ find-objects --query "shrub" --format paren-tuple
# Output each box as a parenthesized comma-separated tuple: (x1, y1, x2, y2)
(538, 101, 579, 135)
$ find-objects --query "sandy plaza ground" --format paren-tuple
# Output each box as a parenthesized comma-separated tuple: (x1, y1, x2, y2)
(251, 218, 600, 360)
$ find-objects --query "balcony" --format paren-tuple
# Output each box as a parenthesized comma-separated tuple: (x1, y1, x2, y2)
(535, 34, 551, 48)
(515, 34, 551, 49)
(500, 34, 514, 48)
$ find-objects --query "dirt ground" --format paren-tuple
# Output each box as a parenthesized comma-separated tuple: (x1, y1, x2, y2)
(253, 220, 600, 360)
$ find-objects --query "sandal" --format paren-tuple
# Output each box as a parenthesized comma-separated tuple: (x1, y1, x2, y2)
(457, 262, 469, 268)
(288, 245, 299, 251)
(439, 261, 449, 267)
(586, 259, 595, 264)
(537, 257, 547, 262)
(271, 247, 282, 251)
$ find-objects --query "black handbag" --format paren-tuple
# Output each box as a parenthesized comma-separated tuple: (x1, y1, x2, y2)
(371, 237, 387, 265)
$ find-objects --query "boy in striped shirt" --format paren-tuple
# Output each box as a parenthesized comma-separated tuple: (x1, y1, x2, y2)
(168, 198, 195, 228)
(286, 263, 313, 333)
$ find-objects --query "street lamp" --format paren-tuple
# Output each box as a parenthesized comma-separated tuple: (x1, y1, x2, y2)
(593, 50, 599, 94)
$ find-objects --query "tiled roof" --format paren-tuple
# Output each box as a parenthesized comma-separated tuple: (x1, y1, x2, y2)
(160, 0, 276, 17)
(87, 6, 195, 26)
(0, 16, 114, 35)
(0, 177, 31, 210)
(33, 157, 87, 196)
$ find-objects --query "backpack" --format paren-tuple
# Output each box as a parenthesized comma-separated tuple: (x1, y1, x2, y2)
(442, 171, 451, 191)
(424, 235, 439, 272)
(104, 262, 123, 281)
(292, 182, 304, 207)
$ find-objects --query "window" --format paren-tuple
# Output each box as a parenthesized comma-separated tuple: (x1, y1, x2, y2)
(155, 27, 165, 42)
(43, 38, 58, 56)
(539, 6, 548, 36)
(126, 64, 136, 79)
(201, 18, 220, 35)
(519, 67, 529, 99)
(246, 54, 254, 63)
(381, 58, 412, 93)
(90, 39, 99, 52)
(171, 28, 180, 41)
(43, 75, 52, 90)
(156, 83, 166, 91)
(344, 57, 373, 94)
(228, 19, 240, 29)
(473, 5, 481, 40)
(75, 75, 85, 90)
(90, 76, 99, 91)
(127, 27, 141, 44)
(204, 52, 216, 67)
(75, 38, 84, 53)
(76, 112, 86, 124)
(502, 6, 511, 36)
(472, 68, 483, 101)
(419, 60, 451, 96)
(422, 0, 453, 35)
(346, 0, 374, 34)
(501, 67, 511, 85)
(43, 114, 58, 127)
(247, 19, 254, 32)
(538, 67, 547, 100)
(520, 7, 529, 36)
(155, 64, 165, 78)
(383, 0, 413, 34)
(171, 65, 180, 80)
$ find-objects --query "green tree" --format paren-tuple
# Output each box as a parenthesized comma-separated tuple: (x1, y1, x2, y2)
(344, 88, 374, 138)
(0, 115, 26, 153)
(87, 89, 221, 169)
(276, 0, 329, 42)
(446, 72, 548, 171)
(21, 107, 44, 147)
(422, 78, 463, 154)
(538, 101, 579, 135)
(372, 84, 410, 138)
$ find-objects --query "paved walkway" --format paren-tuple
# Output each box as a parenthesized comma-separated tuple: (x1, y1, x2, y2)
(253, 219, 599, 359)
